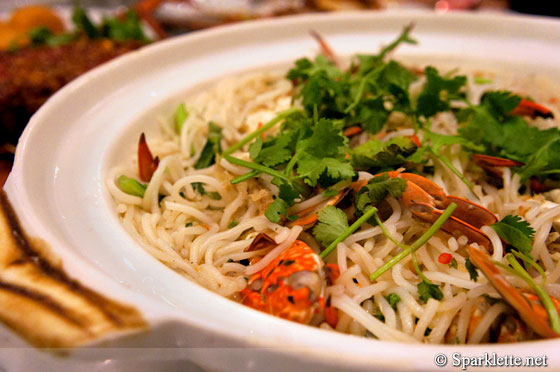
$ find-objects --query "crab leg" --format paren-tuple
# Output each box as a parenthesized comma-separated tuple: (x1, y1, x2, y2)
(309, 30, 339, 66)
(390, 173, 497, 250)
(511, 99, 554, 119)
(468, 245, 560, 339)
(133, 0, 168, 39)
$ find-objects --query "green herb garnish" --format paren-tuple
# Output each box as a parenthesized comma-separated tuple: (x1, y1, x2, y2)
(174, 103, 188, 134)
(385, 293, 401, 311)
(117, 175, 147, 197)
(491, 215, 535, 258)
(194, 122, 223, 169)
(465, 258, 479, 282)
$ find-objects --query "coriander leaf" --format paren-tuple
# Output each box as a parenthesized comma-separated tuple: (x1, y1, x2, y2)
(355, 191, 374, 215)
(296, 119, 354, 186)
(416, 66, 466, 118)
(287, 55, 342, 82)
(385, 293, 401, 311)
(287, 57, 313, 81)
(378, 61, 417, 92)
(291, 58, 349, 115)
(194, 122, 222, 169)
(449, 257, 458, 269)
(298, 156, 355, 187)
(353, 54, 383, 77)
(373, 311, 385, 322)
(265, 198, 289, 223)
(299, 118, 346, 157)
(174, 103, 188, 134)
(377, 23, 417, 60)
(312, 206, 349, 247)
(491, 215, 535, 257)
(418, 280, 443, 303)
(228, 221, 239, 229)
(497, 215, 535, 239)
(72, 6, 99, 38)
(252, 131, 295, 167)
(354, 173, 407, 219)
(289, 55, 384, 124)
(465, 258, 479, 282)
(353, 97, 389, 134)
(459, 104, 560, 180)
(480, 91, 522, 121)
(191, 182, 206, 195)
(424, 130, 483, 154)
(323, 188, 339, 198)
(351, 137, 417, 170)
(378, 60, 417, 112)
(517, 139, 560, 180)
(360, 173, 408, 209)
(278, 183, 300, 206)
(117, 175, 146, 197)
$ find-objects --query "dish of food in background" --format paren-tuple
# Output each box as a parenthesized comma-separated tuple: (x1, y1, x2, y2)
(0, 4, 152, 186)
(151, 0, 383, 31)
(0, 5, 65, 50)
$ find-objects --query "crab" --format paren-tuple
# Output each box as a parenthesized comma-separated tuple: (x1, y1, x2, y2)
(240, 235, 339, 325)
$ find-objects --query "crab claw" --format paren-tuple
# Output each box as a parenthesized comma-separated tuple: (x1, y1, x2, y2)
(472, 154, 524, 168)
(473, 154, 524, 178)
(468, 245, 560, 339)
(390, 172, 497, 250)
(511, 99, 554, 119)
(138, 132, 159, 182)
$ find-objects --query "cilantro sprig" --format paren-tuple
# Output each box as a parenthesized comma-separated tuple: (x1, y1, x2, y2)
(224, 108, 355, 222)
(457, 91, 560, 181)
(354, 174, 408, 215)
(288, 25, 418, 134)
(194, 122, 222, 170)
(411, 253, 443, 302)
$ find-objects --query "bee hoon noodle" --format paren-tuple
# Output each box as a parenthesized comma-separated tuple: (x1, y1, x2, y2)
(108, 27, 560, 344)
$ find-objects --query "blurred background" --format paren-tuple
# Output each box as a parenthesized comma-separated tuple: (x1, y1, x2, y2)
(0, 0, 557, 186)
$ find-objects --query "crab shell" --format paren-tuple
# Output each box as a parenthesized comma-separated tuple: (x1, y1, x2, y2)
(241, 240, 326, 324)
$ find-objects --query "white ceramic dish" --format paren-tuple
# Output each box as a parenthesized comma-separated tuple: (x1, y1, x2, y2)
(3, 10, 560, 372)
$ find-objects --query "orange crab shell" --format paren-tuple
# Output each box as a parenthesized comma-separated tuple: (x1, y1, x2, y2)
(241, 240, 325, 324)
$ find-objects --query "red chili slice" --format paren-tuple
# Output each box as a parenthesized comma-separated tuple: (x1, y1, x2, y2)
(438, 253, 453, 264)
